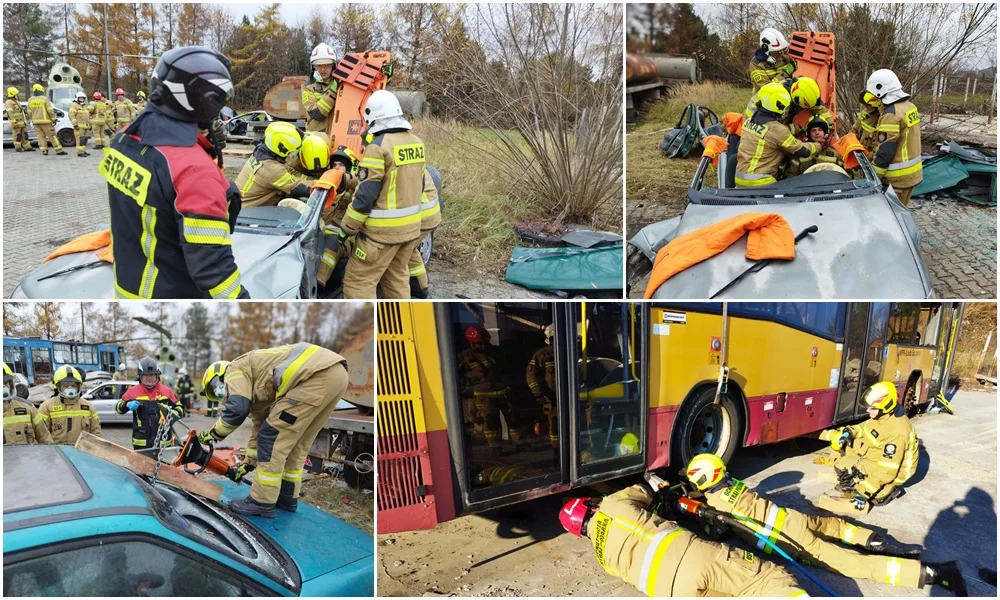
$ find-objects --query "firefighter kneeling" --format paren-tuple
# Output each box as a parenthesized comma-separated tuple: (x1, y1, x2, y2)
(818, 381, 919, 513)
(684, 453, 966, 595)
(198, 343, 349, 517)
(560, 484, 807, 596)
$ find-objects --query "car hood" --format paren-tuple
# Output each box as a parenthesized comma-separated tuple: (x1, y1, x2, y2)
(632, 193, 932, 299)
(216, 480, 373, 595)
(13, 230, 303, 299)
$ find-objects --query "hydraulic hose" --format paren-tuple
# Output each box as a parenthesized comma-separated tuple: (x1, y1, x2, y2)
(676, 496, 839, 597)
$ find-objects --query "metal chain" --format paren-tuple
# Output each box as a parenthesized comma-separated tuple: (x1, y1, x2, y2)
(148, 408, 173, 487)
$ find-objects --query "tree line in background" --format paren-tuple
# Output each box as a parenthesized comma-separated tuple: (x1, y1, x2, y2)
(627, 3, 996, 125)
(2, 302, 372, 384)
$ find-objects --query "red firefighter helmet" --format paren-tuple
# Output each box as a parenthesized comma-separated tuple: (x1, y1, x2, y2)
(115, 88, 125, 96)
(93, 91, 102, 100)
(559, 498, 594, 538)
(465, 326, 486, 344)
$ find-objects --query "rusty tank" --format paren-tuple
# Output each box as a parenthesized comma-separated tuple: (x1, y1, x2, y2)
(262, 75, 310, 120)
(336, 314, 375, 409)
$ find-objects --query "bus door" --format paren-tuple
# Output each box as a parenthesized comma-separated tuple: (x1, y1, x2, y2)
(835, 302, 889, 422)
(441, 302, 567, 511)
(29, 347, 53, 384)
(568, 303, 645, 486)
(930, 303, 963, 395)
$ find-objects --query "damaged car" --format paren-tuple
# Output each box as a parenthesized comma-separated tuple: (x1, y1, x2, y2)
(628, 142, 933, 299)
(11, 167, 442, 299)
(3, 444, 373, 596)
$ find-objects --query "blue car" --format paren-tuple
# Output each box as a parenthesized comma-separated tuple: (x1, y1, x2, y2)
(3, 445, 373, 596)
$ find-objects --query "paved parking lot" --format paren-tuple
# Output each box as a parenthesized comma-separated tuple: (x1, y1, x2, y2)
(909, 196, 997, 299)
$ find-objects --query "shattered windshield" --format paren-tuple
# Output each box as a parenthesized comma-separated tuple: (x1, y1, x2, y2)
(131, 472, 298, 591)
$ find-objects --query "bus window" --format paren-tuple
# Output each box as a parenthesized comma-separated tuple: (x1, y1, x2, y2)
(30, 348, 53, 384)
(448, 303, 559, 489)
(76, 344, 98, 365)
(917, 305, 943, 347)
(4, 346, 27, 376)
(887, 303, 921, 344)
(52, 343, 75, 364)
(577, 303, 642, 467)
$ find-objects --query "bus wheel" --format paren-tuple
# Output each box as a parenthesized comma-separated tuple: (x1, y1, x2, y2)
(673, 387, 743, 468)
(903, 378, 922, 418)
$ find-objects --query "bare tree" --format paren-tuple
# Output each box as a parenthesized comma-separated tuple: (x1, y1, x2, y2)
(423, 3, 623, 227)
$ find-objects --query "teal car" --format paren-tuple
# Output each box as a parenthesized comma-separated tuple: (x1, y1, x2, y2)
(3, 445, 373, 596)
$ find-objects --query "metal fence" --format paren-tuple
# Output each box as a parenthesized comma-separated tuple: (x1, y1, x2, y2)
(909, 74, 998, 123)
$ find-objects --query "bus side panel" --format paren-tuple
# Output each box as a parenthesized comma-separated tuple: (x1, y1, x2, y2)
(744, 388, 839, 446)
(376, 303, 456, 534)
(882, 344, 935, 403)
(646, 405, 679, 470)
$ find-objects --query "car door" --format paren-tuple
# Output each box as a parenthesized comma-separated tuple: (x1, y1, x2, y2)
(4, 535, 279, 596)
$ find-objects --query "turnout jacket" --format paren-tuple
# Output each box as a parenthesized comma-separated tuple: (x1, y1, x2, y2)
(821, 411, 918, 500)
(105, 109, 247, 299)
(3, 399, 53, 445)
(302, 78, 339, 133)
(736, 111, 821, 187)
(118, 381, 183, 449)
(872, 99, 923, 189)
(5, 98, 28, 125)
(37, 396, 102, 444)
(341, 129, 426, 245)
(234, 146, 314, 208)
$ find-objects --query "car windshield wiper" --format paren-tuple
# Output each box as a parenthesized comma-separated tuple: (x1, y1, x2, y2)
(37, 260, 106, 281)
(710, 225, 818, 298)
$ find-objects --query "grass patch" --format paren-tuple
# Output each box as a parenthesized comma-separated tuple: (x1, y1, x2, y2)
(627, 82, 753, 233)
(301, 476, 374, 534)
(950, 302, 998, 389)
(411, 118, 538, 276)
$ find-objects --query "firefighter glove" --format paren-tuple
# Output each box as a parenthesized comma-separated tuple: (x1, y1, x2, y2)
(127, 400, 140, 412)
(233, 462, 256, 482)
(852, 494, 867, 511)
(197, 428, 215, 445)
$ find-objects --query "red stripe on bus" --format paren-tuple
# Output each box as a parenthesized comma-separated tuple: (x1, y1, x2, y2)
(377, 428, 455, 534)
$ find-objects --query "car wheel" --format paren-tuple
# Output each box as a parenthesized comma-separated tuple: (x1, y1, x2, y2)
(57, 128, 76, 148)
(672, 386, 743, 468)
(419, 230, 434, 266)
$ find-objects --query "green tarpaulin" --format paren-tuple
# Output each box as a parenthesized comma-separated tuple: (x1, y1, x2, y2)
(505, 244, 623, 292)
(913, 142, 996, 206)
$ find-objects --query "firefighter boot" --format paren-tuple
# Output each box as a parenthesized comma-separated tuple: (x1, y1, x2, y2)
(866, 533, 922, 557)
(921, 561, 968, 596)
(229, 496, 276, 518)
(277, 480, 299, 512)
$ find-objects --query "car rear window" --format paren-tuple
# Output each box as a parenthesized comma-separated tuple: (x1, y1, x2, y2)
(3, 446, 91, 513)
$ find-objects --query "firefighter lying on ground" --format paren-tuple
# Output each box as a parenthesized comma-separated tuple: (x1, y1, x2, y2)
(4, 363, 53, 445)
(683, 453, 966, 595)
(117, 356, 183, 450)
(37, 365, 102, 445)
(560, 483, 808, 596)
(197, 343, 349, 517)
(816, 381, 919, 512)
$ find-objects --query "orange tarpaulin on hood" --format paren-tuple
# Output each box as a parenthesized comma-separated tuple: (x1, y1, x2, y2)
(722, 112, 744, 135)
(43, 230, 113, 264)
(832, 133, 868, 169)
(702, 135, 729, 167)
(643, 212, 795, 299)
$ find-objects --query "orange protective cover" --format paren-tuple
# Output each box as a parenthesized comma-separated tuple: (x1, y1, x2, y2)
(701, 135, 729, 166)
(643, 213, 795, 299)
(833, 133, 868, 169)
(44, 230, 113, 263)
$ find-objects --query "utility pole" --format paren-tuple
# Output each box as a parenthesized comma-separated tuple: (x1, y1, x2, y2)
(80, 303, 86, 342)
(103, 3, 112, 97)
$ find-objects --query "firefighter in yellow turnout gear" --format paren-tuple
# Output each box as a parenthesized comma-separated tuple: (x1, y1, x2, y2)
(457, 327, 505, 451)
(340, 90, 426, 299)
(4, 363, 53, 445)
(749, 28, 797, 92)
(737, 82, 821, 187)
(88, 92, 112, 148)
(561, 484, 808, 596)
(69, 92, 92, 157)
(37, 366, 102, 444)
(684, 454, 965, 594)
(198, 343, 349, 517)
(407, 165, 441, 298)
(112, 88, 137, 130)
(27, 84, 65, 155)
(526, 324, 558, 449)
(235, 122, 317, 208)
(5, 87, 33, 151)
(852, 92, 881, 154)
(866, 69, 923, 205)
(302, 43, 339, 133)
(819, 381, 920, 511)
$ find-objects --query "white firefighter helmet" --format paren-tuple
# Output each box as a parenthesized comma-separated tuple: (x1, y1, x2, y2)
(363, 90, 411, 134)
(760, 28, 789, 53)
(310, 43, 336, 66)
(866, 68, 908, 104)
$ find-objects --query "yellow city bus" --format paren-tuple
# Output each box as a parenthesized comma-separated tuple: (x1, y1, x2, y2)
(377, 302, 963, 534)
